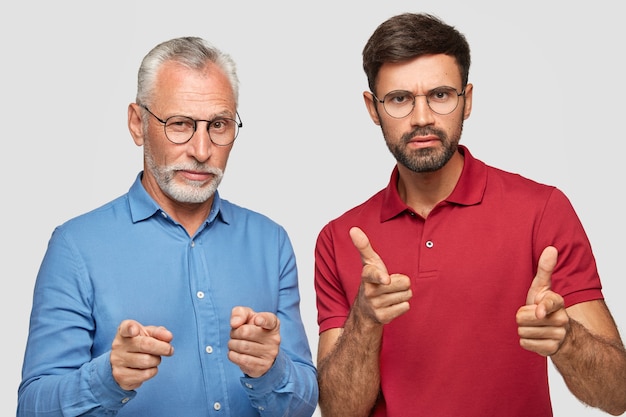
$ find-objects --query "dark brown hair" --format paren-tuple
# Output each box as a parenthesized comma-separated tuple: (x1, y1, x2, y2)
(362, 13, 471, 93)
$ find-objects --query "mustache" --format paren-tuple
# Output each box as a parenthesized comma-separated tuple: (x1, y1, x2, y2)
(401, 126, 446, 143)
(168, 163, 222, 175)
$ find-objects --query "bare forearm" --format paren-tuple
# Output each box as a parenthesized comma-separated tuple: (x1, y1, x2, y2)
(552, 319, 626, 415)
(318, 315, 383, 417)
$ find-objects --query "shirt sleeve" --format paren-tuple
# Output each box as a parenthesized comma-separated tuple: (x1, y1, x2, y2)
(535, 187, 604, 307)
(239, 227, 318, 417)
(314, 221, 354, 333)
(18, 228, 134, 417)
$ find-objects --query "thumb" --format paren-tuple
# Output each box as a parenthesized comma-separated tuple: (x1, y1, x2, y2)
(118, 319, 149, 338)
(349, 226, 390, 282)
(254, 312, 279, 331)
(144, 325, 174, 343)
(230, 306, 254, 328)
(526, 246, 558, 305)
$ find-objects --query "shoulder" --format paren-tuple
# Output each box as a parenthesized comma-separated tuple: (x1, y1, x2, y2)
(464, 146, 559, 199)
(315, 188, 387, 251)
(485, 164, 561, 198)
(219, 198, 290, 238)
(322, 188, 385, 226)
(57, 193, 130, 233)
(220, 198, 280, 225)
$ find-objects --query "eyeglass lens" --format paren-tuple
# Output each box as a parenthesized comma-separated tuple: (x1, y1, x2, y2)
(381, 87, 462, 118)
(164, 116, 239, 145)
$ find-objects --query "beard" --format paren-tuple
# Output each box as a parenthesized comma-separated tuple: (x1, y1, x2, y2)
(144, 141, 223, 204)
(382, 121, 463, 173)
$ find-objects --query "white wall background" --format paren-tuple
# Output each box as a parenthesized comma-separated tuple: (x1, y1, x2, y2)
(3, 1, 624, 416)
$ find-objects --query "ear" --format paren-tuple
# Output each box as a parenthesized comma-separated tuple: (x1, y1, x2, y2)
(363, 91, 381, 126)
(128, 103, 145, 146)
(462, 83, 473, 121)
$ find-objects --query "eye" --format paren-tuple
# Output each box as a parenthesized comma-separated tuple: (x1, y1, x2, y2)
(166, 116, 195, 132)
(429, 88, 454, 102)
(210, 119, 230, 132)
(386, 91, 414, 105)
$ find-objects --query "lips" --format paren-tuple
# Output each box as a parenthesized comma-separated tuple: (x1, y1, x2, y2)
(180, 170, 213, 182)
(407, 136, 440, 148)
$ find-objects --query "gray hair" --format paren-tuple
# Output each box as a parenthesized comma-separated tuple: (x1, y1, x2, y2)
(136, 36, 239, 107)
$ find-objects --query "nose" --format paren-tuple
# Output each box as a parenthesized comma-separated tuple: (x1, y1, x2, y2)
(409, 95, 435, 126)
(186, 122, 213, 162)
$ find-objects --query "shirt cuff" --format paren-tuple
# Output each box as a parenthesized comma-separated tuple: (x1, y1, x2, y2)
(90, 352, 137, 411)
(239, 349, 291, 397)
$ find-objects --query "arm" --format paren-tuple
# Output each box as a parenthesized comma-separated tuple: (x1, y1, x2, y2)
(18, 230, 133, 417)
(18, 230, 174, 417)
(317, 227, 412, 417)
(228, 229, 318, 417)
(553, 300, 626, 415)
(517, 247, 626, 415)
(317, 313, 383, 417)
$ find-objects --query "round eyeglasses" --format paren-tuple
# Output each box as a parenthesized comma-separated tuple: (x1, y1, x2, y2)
(372, 86, 465, 118)
(140, 104, 242, 146)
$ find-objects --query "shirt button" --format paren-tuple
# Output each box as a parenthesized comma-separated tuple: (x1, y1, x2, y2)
(160, 211, 168, 218)
(425, 240, 434, 248)
(245, 382, 253, 389)
(121, 397, 130, 404)
(205, 345, 213, 354)
(197, 291, 205, 299)
(191, 240, 195, 248)
(213, 402, 221, 411)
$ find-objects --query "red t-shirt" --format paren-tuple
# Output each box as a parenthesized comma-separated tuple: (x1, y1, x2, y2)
(315, 146, 603, 417)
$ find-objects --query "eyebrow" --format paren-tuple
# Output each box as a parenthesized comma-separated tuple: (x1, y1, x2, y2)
(387, 85, 460, 94)
(173, 109, 236, 121)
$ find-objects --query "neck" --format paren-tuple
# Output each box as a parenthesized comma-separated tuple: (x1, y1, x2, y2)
(165, 200, 213, 236)
(396, 151, 464, 218)
(142, 174, 214, 236)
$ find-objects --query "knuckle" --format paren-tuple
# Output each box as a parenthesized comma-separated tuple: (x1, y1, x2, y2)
(134, 353, 152, 368)
(233, 326, 247, 339)
(238, 355, 254, 370)
(238, 340, 252, 353)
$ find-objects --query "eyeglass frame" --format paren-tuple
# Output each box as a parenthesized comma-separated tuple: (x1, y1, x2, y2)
(371, 86, 466, 118)
(139, 104, 243, 146)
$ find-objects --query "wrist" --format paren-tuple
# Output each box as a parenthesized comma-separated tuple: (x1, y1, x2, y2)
(550, 317, 577, 359)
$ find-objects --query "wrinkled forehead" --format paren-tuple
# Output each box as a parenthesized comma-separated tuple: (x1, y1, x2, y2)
(376, 54, 463, 94)
(152, 61, 237, 117)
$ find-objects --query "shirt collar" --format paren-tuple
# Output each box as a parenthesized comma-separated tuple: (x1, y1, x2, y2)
(380, 145, 487, 222)
(128, 171, 230, 226)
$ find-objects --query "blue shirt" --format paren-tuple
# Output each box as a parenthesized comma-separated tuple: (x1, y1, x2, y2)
(18, 173, 318, 417)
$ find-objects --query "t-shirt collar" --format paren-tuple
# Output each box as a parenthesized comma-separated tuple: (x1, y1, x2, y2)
(380, 145, 487, 221)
